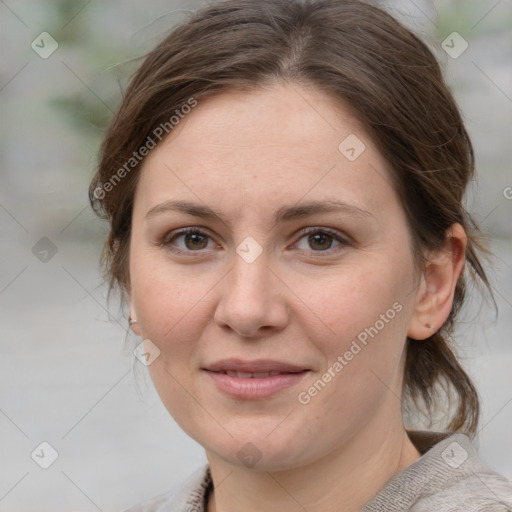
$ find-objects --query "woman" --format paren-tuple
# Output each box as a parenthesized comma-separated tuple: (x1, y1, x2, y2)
(89, 0, 512, 510)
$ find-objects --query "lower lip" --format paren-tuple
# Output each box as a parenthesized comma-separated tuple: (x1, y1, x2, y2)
(203, 370, 309, 399)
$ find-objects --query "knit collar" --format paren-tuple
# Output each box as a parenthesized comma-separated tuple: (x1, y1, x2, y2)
(165, 431, 477, 512)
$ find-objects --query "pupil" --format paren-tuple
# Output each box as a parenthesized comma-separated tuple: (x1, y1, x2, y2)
(309, 233, 331, 250)
(186, 233, 207, 250)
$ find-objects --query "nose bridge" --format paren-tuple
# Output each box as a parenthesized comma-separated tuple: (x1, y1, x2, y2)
(227, 246, 271, 303)
(224, 231, 267, 289)
(214, 244, 288, 336)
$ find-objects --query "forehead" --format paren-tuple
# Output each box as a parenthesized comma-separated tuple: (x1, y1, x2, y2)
(136, 83, 396, 214)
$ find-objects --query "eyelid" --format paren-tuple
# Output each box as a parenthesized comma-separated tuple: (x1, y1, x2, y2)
(293, 226, 351, 244)
(162, 226, 213, 244)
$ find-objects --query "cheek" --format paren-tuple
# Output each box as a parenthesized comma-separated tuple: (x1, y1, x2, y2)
(129, 251, 216, 423)
(129, 248, 227, 393)
(130, 246, 212, 339)
(304, 264, 410, 353)
(296, 262, 414, 413)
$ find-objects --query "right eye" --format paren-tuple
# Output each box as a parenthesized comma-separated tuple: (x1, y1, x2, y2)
(163, 227, 218, 254)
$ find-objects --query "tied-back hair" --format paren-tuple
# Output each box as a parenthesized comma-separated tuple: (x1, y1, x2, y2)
(90, 0, 495, 436)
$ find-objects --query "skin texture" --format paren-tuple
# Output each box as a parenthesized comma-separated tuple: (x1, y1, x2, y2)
(128, 83, 466, 512)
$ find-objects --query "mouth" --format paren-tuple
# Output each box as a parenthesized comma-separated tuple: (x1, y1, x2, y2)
(203, 358, 310, 374)
(208, 370, 302, 378)
(202, 359, 311, 399)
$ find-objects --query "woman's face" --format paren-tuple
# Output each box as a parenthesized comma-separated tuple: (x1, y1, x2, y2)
(129, 83, 423, 470)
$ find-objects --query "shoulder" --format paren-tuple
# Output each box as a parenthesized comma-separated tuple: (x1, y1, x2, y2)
(122, 464, 212, 512)
(414, 467, 512, 511)
(363, 432, 512, 512)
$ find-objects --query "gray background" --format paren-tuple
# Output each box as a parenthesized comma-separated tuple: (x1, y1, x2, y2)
(1, 0, 511, 510)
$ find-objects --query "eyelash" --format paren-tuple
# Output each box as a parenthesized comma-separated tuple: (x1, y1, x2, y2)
(161, 226, 351, 257)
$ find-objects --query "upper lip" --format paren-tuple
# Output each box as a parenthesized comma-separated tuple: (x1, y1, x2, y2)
(203, 358, 309, 373)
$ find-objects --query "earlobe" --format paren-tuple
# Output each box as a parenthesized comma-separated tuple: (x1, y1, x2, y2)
(129, 304, 141, 336)
(407, 224, 467, 340)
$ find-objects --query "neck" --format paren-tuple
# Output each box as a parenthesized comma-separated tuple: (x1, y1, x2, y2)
(206, 421, 421, 512)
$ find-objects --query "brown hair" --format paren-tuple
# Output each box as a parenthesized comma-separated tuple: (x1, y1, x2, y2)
(89, 0, 494, 436)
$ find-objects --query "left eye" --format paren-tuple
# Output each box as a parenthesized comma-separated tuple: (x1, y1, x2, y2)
(294, 229, 346, 252)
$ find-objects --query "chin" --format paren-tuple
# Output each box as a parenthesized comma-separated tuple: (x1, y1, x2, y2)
(200, 425, 317, 472)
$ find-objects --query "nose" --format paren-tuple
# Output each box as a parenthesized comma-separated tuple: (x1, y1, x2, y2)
(213, 251, 289, 338)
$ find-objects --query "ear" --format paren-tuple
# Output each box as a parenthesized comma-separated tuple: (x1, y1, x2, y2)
(129, 302, 142, 336)
(407, 223, 466, 340)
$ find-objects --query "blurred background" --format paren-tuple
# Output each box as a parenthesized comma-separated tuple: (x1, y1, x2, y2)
(1, 0, 511, 510)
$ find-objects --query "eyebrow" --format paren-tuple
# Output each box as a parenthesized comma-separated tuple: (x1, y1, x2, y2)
(145, 199, 374, 228)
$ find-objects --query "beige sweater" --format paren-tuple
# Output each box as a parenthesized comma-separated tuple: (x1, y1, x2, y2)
(124, 432, 512, 511)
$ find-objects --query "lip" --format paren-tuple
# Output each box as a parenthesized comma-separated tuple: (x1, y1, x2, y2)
(202, 359, 311, 400)
(203, 369, 310, 399)
(203, 358, 309, 374)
